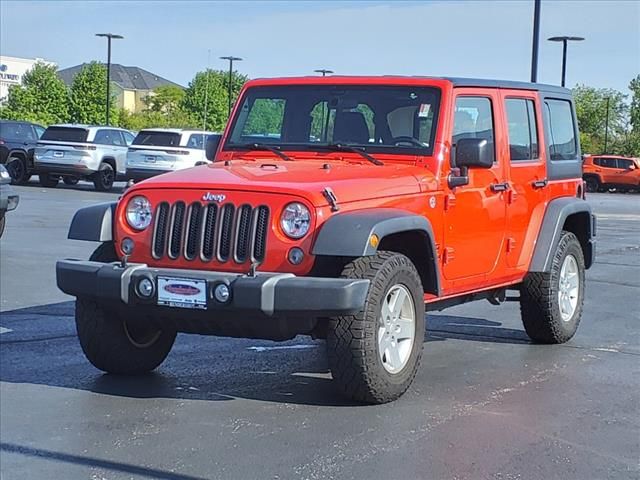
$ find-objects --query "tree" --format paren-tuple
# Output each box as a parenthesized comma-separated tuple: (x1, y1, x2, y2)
(629, 75, 640, 134)
(0, 62, 68, 125)
(182, 69, 248, 131)
(143, 85, 186, 114)
(68, 62, 117, 124)
(572, 85, 627, 155)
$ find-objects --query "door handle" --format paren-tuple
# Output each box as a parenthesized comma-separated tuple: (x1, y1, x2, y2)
(490, 182, 509, 192)
(532, 179, 548, 188)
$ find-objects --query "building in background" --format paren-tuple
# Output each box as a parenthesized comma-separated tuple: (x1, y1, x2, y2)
(58, 64, 182, 113)
(0, 55, 55, 103)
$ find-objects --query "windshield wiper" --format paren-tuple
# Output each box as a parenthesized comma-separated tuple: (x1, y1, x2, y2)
(317, 143, 383, 166)
(237, 143, 293, 162)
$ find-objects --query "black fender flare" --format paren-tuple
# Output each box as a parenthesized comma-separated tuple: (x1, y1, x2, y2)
(68, 202, 117, 242)
(529, 197, 595, 272)
(312, 208, 440, 295)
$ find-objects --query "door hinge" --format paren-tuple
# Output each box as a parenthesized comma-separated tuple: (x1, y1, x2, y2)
(507, 237, 516, 253)
(443, 247, 455, 264)
(444, 194, 456, 211)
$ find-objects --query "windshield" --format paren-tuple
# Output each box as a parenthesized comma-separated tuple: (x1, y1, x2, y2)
(133, 131, 181, 147)
(41, 127, 88, 143)
(226, 85, 440, 156)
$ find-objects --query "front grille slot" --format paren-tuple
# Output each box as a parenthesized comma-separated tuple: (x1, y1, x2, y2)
(168, 202, 186, 259)
(151, 200, 269, 264)
(152, 202, 170, 258)
(217, 204, 235, 261)
(184, 203, 203, 260)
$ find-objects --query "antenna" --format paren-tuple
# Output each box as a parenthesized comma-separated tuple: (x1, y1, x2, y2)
(202, 49, 211, 138)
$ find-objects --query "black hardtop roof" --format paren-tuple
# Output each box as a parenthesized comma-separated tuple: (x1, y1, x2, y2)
(443, 77, 571, 95)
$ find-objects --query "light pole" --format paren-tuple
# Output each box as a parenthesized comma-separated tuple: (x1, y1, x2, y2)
(95, 33, 123, 126)
(220, 56, 243, 117)
(548, 36, 585, 87)
(603, 96, 610, 154)
(530, 0, 541, 82)
(314, 69, 334, 77)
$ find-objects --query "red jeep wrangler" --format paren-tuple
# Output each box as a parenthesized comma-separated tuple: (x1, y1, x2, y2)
(57, 76, 595, 404)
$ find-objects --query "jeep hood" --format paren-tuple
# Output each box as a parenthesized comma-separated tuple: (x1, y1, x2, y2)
(134, 160, 435, 206)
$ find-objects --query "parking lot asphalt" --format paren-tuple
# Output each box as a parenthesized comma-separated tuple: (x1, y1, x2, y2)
(0, 182, 639, 480)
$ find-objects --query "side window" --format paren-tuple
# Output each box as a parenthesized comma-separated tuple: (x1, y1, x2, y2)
(34, 125, 45, 139)
(505, 98, 539, 161)
(617, 159, 632, 169)
(544, 99, 577, 161)
(111, 131, 125, 146)
(593, 158, 602, 167)
(93, 130, 110, 145)
(600, 157, 616, 168)
(453, 96, 495, 163)
(122, 131, 135, 145)
(187, 134, 206, 149)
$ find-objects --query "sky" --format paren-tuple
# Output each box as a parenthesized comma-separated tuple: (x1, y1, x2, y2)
(1, 0, 638, 93)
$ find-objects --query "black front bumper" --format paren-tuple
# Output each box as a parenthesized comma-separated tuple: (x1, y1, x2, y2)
(57, 260, 369, 328)
(125, 168, 172, 181)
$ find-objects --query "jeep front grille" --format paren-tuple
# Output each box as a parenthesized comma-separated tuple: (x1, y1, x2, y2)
(151, 201, 269, 264)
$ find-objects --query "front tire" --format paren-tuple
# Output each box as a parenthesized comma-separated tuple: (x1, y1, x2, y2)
(76, 242, 176, 374)
(327, 251, 425, 404)
(93, 162, 115, 191)
(520, 231, 585, 344)
(6, 156, 31, 185)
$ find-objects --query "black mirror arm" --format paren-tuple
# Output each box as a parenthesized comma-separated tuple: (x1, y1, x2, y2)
(447, 166, 469, 189)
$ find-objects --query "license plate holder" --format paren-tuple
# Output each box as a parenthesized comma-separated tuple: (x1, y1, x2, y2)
(145, 155, 156, 163)
(53, 151, 64, 158)
(157, 276, 207, 310)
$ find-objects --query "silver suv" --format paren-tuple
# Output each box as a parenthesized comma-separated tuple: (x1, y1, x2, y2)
(34, 125, 135, 191)
(126, 129, 220, 181)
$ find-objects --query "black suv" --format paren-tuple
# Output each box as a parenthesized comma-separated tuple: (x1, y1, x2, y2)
(0, 120, 45, 184)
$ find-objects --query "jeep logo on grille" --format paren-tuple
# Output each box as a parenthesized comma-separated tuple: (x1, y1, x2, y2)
(202, 192, 226, 203)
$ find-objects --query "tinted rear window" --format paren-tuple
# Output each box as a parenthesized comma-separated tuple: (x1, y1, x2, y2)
(0, 122, 36, 141)
(41, 127, 88, 143)
(132, 131, 181, 147)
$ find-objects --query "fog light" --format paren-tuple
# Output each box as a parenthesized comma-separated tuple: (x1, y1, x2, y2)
(121, 237, 135, 255)
(137, 278, 154, 298)
(214, 283, 230, 303)
(287, 247, 304, 265)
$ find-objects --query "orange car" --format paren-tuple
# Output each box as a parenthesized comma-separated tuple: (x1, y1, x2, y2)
(583, 154, 640, 192)
(58, 76, 596, 404)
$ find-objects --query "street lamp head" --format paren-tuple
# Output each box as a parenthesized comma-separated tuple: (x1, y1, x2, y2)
(314, 69, 334, 76)
(548, 36, 585, 42)
(220, 56, 243, 62)
(95, 33, 124, 39)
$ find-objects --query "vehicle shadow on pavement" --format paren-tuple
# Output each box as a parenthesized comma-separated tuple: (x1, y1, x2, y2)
(1, 302, 528, 407)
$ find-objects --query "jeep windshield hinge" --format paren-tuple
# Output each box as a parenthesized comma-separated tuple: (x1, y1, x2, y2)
(323, 187, 340, 212)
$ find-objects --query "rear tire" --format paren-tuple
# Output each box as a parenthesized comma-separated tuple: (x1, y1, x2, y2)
(38, 173, 59, 188)
(327, 251, 425, 404)
(93, 162, 115, 191)
(0, 215, 5, 238)
(520, 231, 585, 344)
(584, 176, 600, 193)
(76, 242, 176, 375)
(63, 176, 80, 186)
(6, 156, 31, 185)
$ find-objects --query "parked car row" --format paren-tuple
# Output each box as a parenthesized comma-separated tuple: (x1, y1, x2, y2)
(0, 120, 221, 191)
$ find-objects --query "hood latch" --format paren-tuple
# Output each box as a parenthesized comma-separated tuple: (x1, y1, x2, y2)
(322, 187, 340, 212)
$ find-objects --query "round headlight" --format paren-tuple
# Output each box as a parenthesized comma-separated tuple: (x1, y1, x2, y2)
(280, 202, 311, 239)
(126, 196, 153, 230)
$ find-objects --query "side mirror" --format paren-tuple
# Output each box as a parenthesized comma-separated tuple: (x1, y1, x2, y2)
(455, 138, 493, 169)
(205, 134, 222, 161)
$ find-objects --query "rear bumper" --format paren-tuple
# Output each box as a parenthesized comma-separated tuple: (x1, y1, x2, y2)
(125, 167, 172, 181)
(34, 161, 96, 176)
(57, 259, 369, 320)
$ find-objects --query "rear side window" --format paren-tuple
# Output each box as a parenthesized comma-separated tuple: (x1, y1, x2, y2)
(186, 133, 208, 149)
(505, 98, 539, 161)
(133, 131, 182, 147)
(94, 129, 125, 146)
(452, 96, 495, 163)
(596, 157, 617, 168)
(544, 99, 577, 161)
(41, 127, 88, 143)
(122, 131, 135, 145)
(0, 122, 36, 141)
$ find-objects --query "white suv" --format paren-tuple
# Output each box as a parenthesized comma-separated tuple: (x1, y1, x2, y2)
(126, 129, 221, 181)
(33, 125, 135, 191)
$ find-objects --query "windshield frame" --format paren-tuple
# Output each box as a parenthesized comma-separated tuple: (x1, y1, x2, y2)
(223, 84, 442, 157)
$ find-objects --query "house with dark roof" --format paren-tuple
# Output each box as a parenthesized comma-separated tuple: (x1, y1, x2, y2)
(58, 64, 183, 113)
